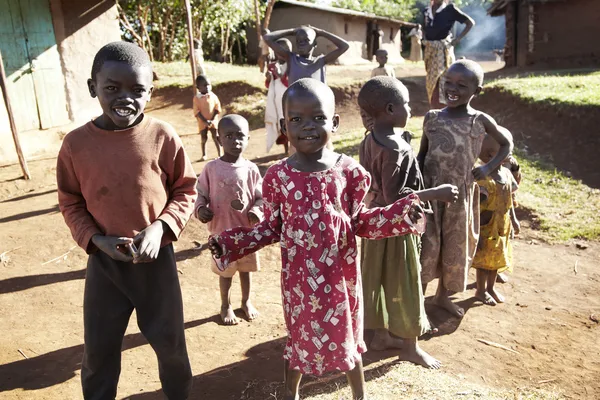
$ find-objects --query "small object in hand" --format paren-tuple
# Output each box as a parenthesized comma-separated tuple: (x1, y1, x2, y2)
(126, 243, 139, 258)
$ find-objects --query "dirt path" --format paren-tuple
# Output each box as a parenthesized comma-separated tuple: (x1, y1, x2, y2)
(1, 70, 599, 399)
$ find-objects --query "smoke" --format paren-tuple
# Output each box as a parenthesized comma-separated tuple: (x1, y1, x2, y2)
(455, 5, 505, 58)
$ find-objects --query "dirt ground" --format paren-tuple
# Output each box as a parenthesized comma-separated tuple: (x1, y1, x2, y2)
(1, 66, 599, 400)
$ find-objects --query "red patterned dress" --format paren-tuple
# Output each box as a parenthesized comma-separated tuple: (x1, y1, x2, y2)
(212, 155, 423, 375)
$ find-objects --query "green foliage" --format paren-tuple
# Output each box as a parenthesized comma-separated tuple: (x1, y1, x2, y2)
(332, 0, 418, 20)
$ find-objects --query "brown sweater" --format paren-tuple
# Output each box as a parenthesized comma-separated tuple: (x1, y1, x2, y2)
(57, 115, 197, 253)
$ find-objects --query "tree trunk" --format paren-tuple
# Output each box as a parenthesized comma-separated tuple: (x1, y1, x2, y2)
(263, 0, 276, 30)
(117, 3, 144, 48)
(253, 0, 261, 49)
(137, 4, 154, 61)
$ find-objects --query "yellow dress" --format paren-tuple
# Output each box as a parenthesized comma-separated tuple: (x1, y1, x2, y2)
(472, 167, 516, 272)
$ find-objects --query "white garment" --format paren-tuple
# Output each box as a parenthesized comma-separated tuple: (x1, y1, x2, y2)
(265, 65, 287, 153)
(425, 1, 448, 24)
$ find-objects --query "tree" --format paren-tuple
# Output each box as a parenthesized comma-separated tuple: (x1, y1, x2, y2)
(332, 0, 418, 21)
(262, 0, 277, 30)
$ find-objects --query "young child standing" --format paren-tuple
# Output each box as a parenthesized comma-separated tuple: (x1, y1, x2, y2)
(193, 74, 222, 161)
(473, 135, 519, 305)
(195, 114, 263, 325)
(265, 38, 292, 155)
(56, 42, 196, 399)
(371, 49, 396, 78)
(358, 77, 458, 369)
(417, 59, 513, 318)
(209, 78, 425, 400)
(263, 25, 349, 84)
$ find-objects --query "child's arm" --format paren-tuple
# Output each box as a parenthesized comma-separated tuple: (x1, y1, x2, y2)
(473, 114, 513, 180)
(415, 184, 459, 203)
(313, 27, 350, 64)
(195, 168, 214, 223)
(248, 167, 264, 225)
(211, 96, 222, 123)
(193, 97, 209, 124)
(416, 112, 432, 171)
(510, 206, 520, 235)
(348, 165, 425, 239)
(263, 29, 295, 63)
(208, 168, 282, 269)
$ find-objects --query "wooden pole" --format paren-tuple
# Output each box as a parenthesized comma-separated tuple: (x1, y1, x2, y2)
(0, 50, 31, 180)
(184, 0, 197, 95)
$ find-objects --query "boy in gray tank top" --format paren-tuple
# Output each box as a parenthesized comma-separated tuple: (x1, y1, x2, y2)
(263, 25, 349, 85)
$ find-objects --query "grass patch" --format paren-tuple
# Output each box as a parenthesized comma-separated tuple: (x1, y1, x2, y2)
(153, 61, 266, 89)
(488, 70, 600, 107)
(333, 120, 600, 242)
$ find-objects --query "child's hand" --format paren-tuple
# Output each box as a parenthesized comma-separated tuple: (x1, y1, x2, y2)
(408, 203, 425, 224)
(92, 234, 134, 262)
(512, 220, 521, 236)
(435, 184, 459, 203)
(197, 206, 214, 223)
(206, 120, 213, 128)
(132, 220, 165, 263)
(248, 212, 260, 225)
(472, 165, 490, 181)
(208, 237, 223, 258)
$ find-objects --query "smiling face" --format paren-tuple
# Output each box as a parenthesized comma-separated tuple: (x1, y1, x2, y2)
(443, 65, 481, 108)
(88, 61, 153, 130)
(295, 28, 317, 57)
(282, 88, 339, 155)
(218, 116, 249, 158)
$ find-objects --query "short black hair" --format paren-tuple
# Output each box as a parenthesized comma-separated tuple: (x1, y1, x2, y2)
(218, 114, 249, 134)
(375, 49, 388, 57)
(282, 78, 335, 114)
(358, 76, 409, 117)
(196, 74, 210, 86)
(193, 39, 201, 48)
(91, 41, 151, 80)
(449, 59, 484, 87)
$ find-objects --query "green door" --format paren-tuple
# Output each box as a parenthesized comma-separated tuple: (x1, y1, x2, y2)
(0, 0, 69, 132)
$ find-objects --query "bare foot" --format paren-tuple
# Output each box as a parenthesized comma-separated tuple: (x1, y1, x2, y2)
(220, 305, 238, 325)
(426, 318, 439, 335)
(200, 155, 207, 161)
(496, 273, 508, 284)
(433, 295, 465, 318)
(399, 344, 441, 369)
(488, 288, 505, 304)
(370, 330, 403, 351)
(475, 289, 497, 306)
(242, 300, 259, 321)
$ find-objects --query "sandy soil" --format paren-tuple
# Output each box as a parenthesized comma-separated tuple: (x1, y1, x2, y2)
(1, 67, 599, 400)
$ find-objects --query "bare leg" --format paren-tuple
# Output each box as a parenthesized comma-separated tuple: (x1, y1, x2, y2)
(370, 329, 403, 351)
(200, 129, 208, 161)
(399, 338, 441, 369)
(345, 359, 366, 400)
(433, 277, 465, 318)
(475, 269, 496, 306)
(239, 272, 259, 320)
(219, 277, 237, 325)
(486, 270, 505, 303)
(421, 282, 438, 334)
(209, 127, 221, 158)
(284, 360, 302, 400)
(496, 272, 509, 283)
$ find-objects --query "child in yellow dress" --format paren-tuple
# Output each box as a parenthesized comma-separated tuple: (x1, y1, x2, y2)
(473, 135, 519, 306)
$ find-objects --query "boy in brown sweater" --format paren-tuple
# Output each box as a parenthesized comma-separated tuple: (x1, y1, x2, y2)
(56, 42, 196, 399)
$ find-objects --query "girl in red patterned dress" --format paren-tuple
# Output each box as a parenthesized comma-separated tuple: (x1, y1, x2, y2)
(209, 78, 425, 400)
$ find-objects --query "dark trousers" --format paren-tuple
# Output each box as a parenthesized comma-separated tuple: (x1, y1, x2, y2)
(81, 244, 192, 400)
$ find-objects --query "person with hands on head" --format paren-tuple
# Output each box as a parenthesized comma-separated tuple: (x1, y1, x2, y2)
(194, 114, 264, 326)
(56, 41, 196, 400)
(209, 78, 425, 400)
(263, 25, 349, 84)
(358, 77, 458, 370)
(417, 59, 512, 322)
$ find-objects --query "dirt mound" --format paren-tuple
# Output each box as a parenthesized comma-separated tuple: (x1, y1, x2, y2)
(473, 88, 600, 188)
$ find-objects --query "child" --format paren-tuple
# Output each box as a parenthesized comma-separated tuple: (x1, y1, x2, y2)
(56, 42, 196, 399)
(263, 25, 349, 84)
(258, 28, 273, 73)
(265, 38, 292, 155)
(193, 74, 222, 161)
(371, 49, 396, 78)
(417, 59, 513, 318)
(358, 77, 458, 369)
(265, 38, 290, 89)
(473, 135, 519, 305)
(209, 78, 425, 400)
(195, 114, 264, 325)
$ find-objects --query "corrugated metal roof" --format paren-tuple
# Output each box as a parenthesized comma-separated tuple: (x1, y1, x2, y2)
(276, 0, 409, 25)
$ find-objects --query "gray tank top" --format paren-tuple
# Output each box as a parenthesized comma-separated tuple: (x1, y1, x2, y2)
(287, 53, 327, 84)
